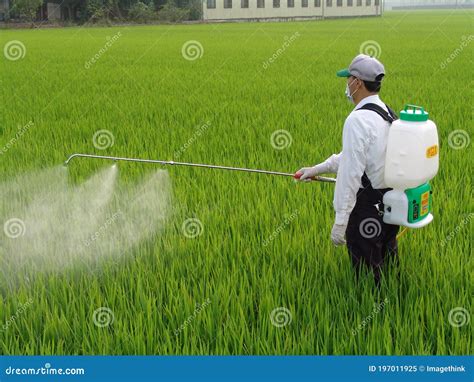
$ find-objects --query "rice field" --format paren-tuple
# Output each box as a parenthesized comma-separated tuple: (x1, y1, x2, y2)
(0, 10, 472, 355)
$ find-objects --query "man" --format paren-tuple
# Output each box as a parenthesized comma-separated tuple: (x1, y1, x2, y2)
(296, 54, 399, 286)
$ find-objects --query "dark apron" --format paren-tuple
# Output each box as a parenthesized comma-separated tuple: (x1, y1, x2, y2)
(345, 172, 399, 286)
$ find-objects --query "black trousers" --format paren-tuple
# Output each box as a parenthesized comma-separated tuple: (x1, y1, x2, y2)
(345, 173, 400, 286)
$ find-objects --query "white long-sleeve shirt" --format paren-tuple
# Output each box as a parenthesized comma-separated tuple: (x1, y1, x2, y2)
(317, 95, 392, 226)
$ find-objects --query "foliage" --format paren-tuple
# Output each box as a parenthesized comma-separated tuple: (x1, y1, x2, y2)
(129, 0, 156, 22)
(157, 1, 189, 22)
(0, 11, 471, 355)
(11, 0, 43, 21)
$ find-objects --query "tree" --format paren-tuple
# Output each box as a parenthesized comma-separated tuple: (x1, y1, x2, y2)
(187, 0, 201, 20)
(158, 0, 188, 21)
(87, 0, 107, 21)
(129, 0, 156, 22)
(13, 0, 42, 21)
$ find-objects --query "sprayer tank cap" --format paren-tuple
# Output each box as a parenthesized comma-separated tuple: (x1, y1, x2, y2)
(400, 104, 429, 122)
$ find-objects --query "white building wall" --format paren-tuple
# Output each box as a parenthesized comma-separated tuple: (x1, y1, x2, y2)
(202, 0, 381, 20)
(386, 0, 471, 7)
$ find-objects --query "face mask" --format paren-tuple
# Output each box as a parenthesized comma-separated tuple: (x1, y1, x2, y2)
(345, 78, 359, 104)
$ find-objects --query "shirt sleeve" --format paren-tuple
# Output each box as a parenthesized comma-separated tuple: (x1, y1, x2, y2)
(315, 152, 341, 174)
(333, 114, 368, 226)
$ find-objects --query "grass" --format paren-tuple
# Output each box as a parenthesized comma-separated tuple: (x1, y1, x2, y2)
(0, 10, 472, 355)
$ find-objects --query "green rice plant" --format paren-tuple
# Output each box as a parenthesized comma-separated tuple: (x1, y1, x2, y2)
(0, 10, 472, 355)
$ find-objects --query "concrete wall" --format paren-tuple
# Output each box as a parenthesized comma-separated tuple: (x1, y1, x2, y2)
(202, 0, 382, 20)
(47, 2, 61, 20)
(0, 0, 8, 20)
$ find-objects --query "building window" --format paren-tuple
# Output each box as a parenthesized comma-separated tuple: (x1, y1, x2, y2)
(337, 0, 342, 5)
(314, 0, 321, 5)
(357, 0, 361, 5)
(366, 0, 371, 4)
(288, 0, 294, 7)
(302, 0, 308, 6)
(224, 0, 232, 8)
(241, 0, 249, 7)
(207, 0, 216, 8)
(347, 0, 352, 5)
(257, 0, 265, 7)
(375, 0, 379, 4)
(326, 0, 332, 7)
(273, 0, 280, 6)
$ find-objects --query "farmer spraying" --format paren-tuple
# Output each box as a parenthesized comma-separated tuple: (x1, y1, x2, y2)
(296, 54, 400, 285)
(64, 55, 438, 288)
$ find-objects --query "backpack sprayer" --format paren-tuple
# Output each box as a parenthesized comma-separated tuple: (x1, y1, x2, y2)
(64, 153, 337, 183)
(382, 104, 439, 228)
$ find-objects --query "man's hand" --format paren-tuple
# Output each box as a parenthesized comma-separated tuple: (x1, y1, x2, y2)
(331, 223, 347, 246)
(295, 163, 325, 181)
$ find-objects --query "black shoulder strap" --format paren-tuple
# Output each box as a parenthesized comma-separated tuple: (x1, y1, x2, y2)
(357, 103, 398, 123)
